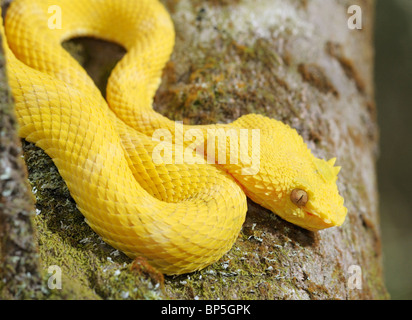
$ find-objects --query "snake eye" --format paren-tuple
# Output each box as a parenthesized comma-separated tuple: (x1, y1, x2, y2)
(290, 189, 308, 207)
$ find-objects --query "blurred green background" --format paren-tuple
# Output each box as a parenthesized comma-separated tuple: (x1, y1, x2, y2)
(375, 0, 412, 299)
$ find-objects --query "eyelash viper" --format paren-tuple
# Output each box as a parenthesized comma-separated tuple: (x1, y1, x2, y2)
(1, 0, 347, 275)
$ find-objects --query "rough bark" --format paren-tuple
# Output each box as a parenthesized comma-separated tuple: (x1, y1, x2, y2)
(0, 33, 43, 299)
(0, 0, 388, 299)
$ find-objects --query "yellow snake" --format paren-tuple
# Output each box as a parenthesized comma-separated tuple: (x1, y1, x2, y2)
(1, 0, 347, 275)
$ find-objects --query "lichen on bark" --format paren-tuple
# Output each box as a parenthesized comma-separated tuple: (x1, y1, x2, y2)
(0, 46, 43, 299)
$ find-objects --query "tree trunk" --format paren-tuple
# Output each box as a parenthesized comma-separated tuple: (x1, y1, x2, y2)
(0, 32, 43, 299)
(0, 0, 388, 299)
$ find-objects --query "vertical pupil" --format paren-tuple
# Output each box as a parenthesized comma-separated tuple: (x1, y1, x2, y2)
(291, 189, 308, 207)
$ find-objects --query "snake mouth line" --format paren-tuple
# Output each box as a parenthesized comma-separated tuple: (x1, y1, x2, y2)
(303, 210, 334, 230)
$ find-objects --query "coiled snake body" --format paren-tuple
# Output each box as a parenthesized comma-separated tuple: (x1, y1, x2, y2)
(1, 0, 347, 275)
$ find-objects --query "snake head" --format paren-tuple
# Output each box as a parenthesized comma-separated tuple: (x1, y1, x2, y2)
(231, 114, 347, 231)
(279, 156, 347, 231)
